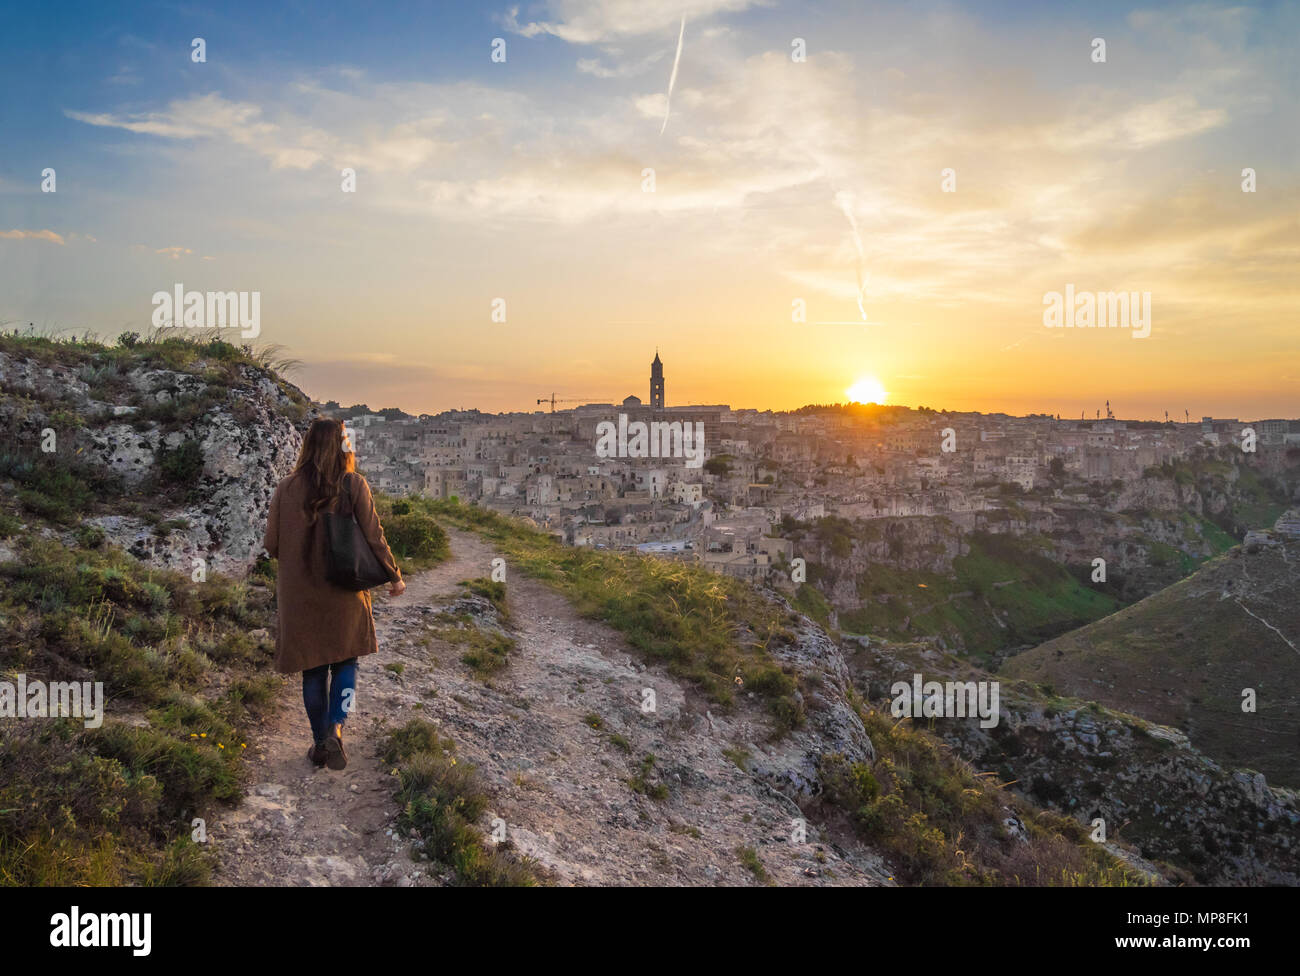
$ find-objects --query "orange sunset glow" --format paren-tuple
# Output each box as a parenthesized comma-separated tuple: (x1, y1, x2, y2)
(3, 3, 1295, 422)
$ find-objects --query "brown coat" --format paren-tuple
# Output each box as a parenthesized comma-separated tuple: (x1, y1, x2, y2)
(263, 470, 401, 674)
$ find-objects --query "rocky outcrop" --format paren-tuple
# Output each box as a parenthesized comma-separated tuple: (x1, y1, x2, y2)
(849, 638, 1300, 885)
(0, 347, 310, 576)
(745, 611, 876, 797)
(953, 700, 1300, 886)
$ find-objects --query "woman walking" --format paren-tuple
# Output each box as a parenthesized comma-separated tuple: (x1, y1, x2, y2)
(263, 418, 406, 770)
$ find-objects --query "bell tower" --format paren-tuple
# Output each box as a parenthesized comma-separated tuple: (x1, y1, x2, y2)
(650, 350, 664, 409)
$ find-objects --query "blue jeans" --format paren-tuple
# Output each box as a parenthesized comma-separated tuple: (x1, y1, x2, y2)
(302, 657, 358, 742)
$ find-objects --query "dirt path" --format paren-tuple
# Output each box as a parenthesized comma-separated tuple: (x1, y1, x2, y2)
(211, 528, 888, 886)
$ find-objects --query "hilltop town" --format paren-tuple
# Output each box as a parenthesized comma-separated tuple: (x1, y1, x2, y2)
(334, 353, 1300, 584)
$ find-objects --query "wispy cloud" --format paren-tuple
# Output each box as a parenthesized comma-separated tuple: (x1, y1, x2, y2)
(577, 50, 665, 78)
(67, 95, 321, 169)
(500, 0, 761, 44)
(0, 229, 66, 244)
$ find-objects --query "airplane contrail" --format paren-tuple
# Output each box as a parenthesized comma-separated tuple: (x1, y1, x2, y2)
(660, 15, 686, 135)
(834, 190, 869, 320)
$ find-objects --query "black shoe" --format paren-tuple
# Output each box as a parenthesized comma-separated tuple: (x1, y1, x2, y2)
(308, 741, 328, 767)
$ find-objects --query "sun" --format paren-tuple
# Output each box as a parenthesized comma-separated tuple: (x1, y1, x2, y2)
(846, 376, 889, 404)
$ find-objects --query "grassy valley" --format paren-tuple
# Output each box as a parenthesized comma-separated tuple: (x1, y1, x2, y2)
(1003, 538, 1300, 789)
(790, 523, 1126, 662)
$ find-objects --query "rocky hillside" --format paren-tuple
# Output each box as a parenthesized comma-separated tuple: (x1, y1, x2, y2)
(851, 637, 1300, 885)
(1003, 524, 1300, 790)
(0, 332, 315, 883)
(397, 498, 1147, 886)
(0, 332, 309, 575)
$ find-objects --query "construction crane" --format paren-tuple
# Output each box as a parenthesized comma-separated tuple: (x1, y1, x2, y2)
(536, 393, 612, 413)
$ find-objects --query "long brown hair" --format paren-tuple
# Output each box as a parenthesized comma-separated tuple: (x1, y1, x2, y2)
(293, 418, 356, 525)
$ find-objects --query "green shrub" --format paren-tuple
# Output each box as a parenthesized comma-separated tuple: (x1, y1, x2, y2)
(384, 512, 449, 567)
(77, 524, 106, 549)
(2, 454, 100, 523)
(383, 720, 539, 886)
(0, 512, 21, 538)
(460, 577, 507, 617)
(86, 724, 242, 814)
(431, 619, 515, 680)
(0, 724, 217, 886)
(627, 753, 669, 800)
(157, 438, 204, 488)
(737, 846, 770, 883)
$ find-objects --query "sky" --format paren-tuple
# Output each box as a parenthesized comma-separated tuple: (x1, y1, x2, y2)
(0, 0, 1296, 420)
